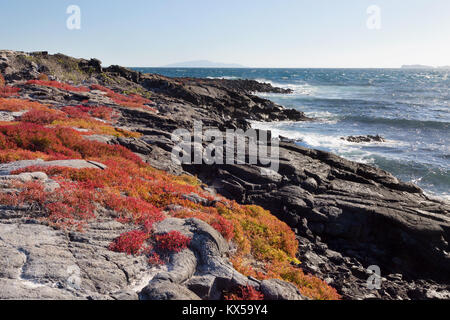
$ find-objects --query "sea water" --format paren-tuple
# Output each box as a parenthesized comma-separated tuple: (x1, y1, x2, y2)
(134, 68, 449, 200)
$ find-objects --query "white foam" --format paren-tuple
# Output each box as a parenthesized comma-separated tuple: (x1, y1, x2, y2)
(251, 120, 449, 201)
(207, 76, 240, 80)
(254, 78, 316, 96)
(250, 121, 406, 166)
(251, 121, 351, 149)
(252, 120, 400, 146)
(303, 111, 340, 124)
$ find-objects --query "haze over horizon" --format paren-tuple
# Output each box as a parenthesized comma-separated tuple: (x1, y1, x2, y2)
(1, 0, 449, 68)
(140, 60, 450, 69)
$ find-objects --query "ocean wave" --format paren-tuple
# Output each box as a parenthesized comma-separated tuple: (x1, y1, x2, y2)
(257, 80, 449, 112)
(137, 67, 450, 199)
(206, 76, 241, 80)
(250, 120, 449, 199)
(344, 115, 450, 130)
(303, 111, 340, 124)
(254, 78, 317, 95)
(250, 121, 402, 148)
(370, 155, 450, 197)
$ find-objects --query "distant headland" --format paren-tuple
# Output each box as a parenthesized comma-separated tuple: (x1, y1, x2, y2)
(401, 64, 450, 69)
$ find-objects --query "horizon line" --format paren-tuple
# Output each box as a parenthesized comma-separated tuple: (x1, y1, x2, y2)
(128, 66, 448, 70)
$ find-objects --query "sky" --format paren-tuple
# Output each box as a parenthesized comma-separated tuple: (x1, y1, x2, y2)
(0, 0, 449, 68)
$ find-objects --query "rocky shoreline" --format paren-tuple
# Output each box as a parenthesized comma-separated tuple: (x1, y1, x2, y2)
(0, 50, 449, 300)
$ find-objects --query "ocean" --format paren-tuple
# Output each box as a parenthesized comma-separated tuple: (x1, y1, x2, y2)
(133, 68, 450, 200)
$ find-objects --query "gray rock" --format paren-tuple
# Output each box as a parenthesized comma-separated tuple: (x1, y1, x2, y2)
(341, 135, 386, 143)
(425, 289, 450, 300)
(152, 249, 197, 284)
(0, 159, 107, 175)
(302, 177, 318, 191)
(185, 275, 216, 300)
(111, 290, 139, 300)
(0, 219, 152, 300)
(140, 279, 201, 300)
(182, 192, 210, 206)
(84, 134, 115, 144)
(150, 217, 253, 300)
(183, 140, 450, 299)
(0, 172, 48, 182)
(0, 278, 79, 300)
(260, 279, 306, 300)
(154, 217, 229, 258)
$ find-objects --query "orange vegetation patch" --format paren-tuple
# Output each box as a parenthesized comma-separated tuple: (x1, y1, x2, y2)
(0, 74, 21, 98)
(0, 98, 48, 112)
(0, 97, 139, 138)
(20, 109, 67, 124)
(109, 230, 150, 255)
(38, 74, 49, 81)
(61, 105, 120, 122)
(154, 231, 191, 253)
(54, 105, 137, 137)
(51, 118, 140, 138)
(27, 80, 89, 92)
(90, 84, 156, 112)
(0, 86, 21, 98)
(0, 149, 51, 163)
(224, 285, 265, 300)
(0, 122, 142, 162)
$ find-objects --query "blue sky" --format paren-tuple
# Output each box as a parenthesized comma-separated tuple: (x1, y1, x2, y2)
(0, 0, 449, 67)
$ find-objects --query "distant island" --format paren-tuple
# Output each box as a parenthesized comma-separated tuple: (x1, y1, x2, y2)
(401, 64, 434, 69)
(162, 60, 248, 68)
(402, 64, 450, 69)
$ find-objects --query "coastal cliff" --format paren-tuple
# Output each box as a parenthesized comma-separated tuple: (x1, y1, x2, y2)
(0, 50, 448, 300)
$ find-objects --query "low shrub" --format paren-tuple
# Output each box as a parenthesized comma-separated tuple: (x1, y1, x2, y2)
(90, 106, 119, 122)
(0, 86, 20, 98)
(20, 109, 66, 124)
(61, 106, 92, 120)
(0, 122, 142, 161)
(27, 80, 89, 92)
(148, 252, 165, 265)
(52, 118, 140, 138)
(0, 149, 51, 163)
(224, 285, 265, 301)
(170, 207, 234, 241)
(0, 98, 49, 112)
(154, 231, 191, 253)
(0, 73, 20, 98)
(38, 74, 49, 81)
(90, 84, 155, 112)
(109, 230, 149, 255)
(0, 179, 96, 229)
